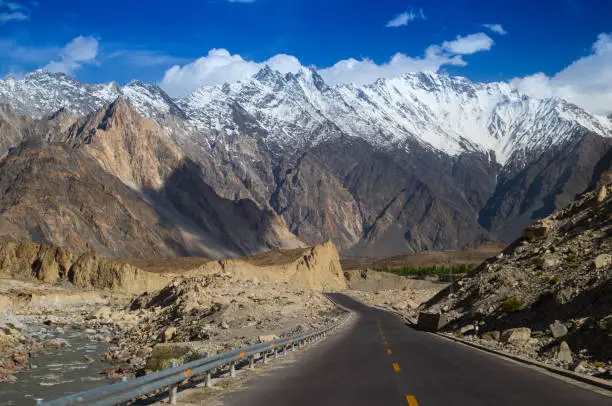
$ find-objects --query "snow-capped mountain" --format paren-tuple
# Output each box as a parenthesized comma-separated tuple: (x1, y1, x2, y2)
(1, 68, 611, 256)
(0, 70, 120, 118)
(1, 68, 610, 163)
(177, 67, 612, 164)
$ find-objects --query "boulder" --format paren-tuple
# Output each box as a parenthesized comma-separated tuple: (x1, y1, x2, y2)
(597, 185, 607, 202)
(44, 338, 70, 350)
(93, 306, 113, 320)
(481, 331, 501, 341)
(594, 254, 611, 269)
(163, 327, 176, 342)
(549, 321, 568, 338)
(501, 328, 531, 344)
(259, 334, 279, 342)
(417, 312, 448, 332)
(555, 341, 573, 363)
(459, 325, 476, 335)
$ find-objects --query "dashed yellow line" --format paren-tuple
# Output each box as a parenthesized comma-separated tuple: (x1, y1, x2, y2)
(406, 395, 419, 406)
(392, 362, 402, 372)
(386, 348, 392, 355)
(383, 341, 388, 346)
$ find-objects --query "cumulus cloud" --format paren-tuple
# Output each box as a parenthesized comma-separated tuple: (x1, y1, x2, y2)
(482, 24, 507, 35)
(44, 36, 99, 75)
(385, 9, 425, 27)
(439, 33, 494, 54)
(511, 33, 612, 115)
(161, 49, 302, 97)
(160, 33, 495, 96)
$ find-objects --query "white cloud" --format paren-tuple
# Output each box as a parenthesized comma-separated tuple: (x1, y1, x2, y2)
(482, 24, 507, 35)
(161, 49, 301, 97)
(43, 36, 99, 75)
(439, 33, 494, 54)
(0, 1, 28, 22)
(0, 11, 27, 22)
(160, 32, 494, 96)
(385, 9, 425, 27)
(511, 33, 612, 115)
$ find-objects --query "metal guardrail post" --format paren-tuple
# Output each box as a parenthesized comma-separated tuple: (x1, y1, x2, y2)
(35, 399, 43, 405)
(205, 372, 212, 388)
(274, 348, 278, 359)
(263, 351, 269, 364)
(169, 361, 178, 405)
(249, 355, 255, 369)
(230, 361, 236, 377)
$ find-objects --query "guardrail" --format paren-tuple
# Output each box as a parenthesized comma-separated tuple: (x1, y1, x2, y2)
(38, 315, 350, 406)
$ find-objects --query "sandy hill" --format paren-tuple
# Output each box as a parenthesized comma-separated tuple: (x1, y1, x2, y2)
(0, 240, 346, 293)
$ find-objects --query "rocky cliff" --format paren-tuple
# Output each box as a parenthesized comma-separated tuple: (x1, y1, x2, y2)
(0, 241, 174, 293)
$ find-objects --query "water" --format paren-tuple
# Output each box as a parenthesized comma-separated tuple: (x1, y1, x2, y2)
(0, 327, 111, 406)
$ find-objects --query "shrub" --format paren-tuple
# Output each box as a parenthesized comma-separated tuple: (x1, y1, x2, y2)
(566, 253, 577, 261)
(501, 298, 524, 312)
(549, 276, 560, 285)
(533, 256, 545, 269)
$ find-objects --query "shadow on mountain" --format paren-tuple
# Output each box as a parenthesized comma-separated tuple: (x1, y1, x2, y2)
(141, 157, 297, 258)
(0, 140, 296, 259)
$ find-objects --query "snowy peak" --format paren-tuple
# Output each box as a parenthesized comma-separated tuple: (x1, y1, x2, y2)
(179, 69, 612, 163)
(123, 80, 186, 121)
(0, 70, 120, 119)
(1, 68, 611, 165)
(0, 71, 181, 123)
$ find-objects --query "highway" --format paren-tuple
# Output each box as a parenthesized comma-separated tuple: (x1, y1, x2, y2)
(219, 293, 611, 406)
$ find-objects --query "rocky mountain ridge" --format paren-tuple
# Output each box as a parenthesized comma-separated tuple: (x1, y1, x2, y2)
(0, 69, 611, 255)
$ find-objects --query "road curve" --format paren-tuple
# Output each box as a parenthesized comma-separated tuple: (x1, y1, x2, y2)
(219, 293, 611, 406)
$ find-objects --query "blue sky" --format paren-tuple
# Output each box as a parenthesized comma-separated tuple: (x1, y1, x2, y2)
(1, 0, 611, 113)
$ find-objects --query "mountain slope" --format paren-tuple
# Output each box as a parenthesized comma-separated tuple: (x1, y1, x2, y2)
(0, 99, 304, 258)
(422, 152, 612, 368)
(1, 69, 611, 255)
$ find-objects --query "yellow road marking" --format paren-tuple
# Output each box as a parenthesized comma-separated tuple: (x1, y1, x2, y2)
(406, 395, 419, 406)
(392, 362, 402, 372)
(383, 341, 388, 346)
(386, 348, 392, 354)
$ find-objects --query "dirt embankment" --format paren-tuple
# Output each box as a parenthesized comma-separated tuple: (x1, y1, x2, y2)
(119, 240, 347, 292)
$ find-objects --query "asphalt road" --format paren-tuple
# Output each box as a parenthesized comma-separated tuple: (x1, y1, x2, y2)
(220, 293, 611, 406)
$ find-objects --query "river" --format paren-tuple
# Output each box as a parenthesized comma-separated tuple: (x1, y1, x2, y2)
(0, 326, 111, 406)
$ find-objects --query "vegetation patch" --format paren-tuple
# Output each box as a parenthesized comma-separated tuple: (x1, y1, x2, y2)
(374, 264, 476, 282)
(501, 298, 524, 313)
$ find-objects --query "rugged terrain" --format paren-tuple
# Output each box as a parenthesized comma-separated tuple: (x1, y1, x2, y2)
(103, 272, 344, 375)
(421, 161, 612, 377)
(0, 240, 347, 383)
(1, 70, 611, 256)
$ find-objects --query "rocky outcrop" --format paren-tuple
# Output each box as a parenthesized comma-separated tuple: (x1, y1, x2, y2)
(0, 241, 173, 294)
(421, 159, 612, 372)
(0, 239, 346, 293)
(123, 240, 348, 292)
